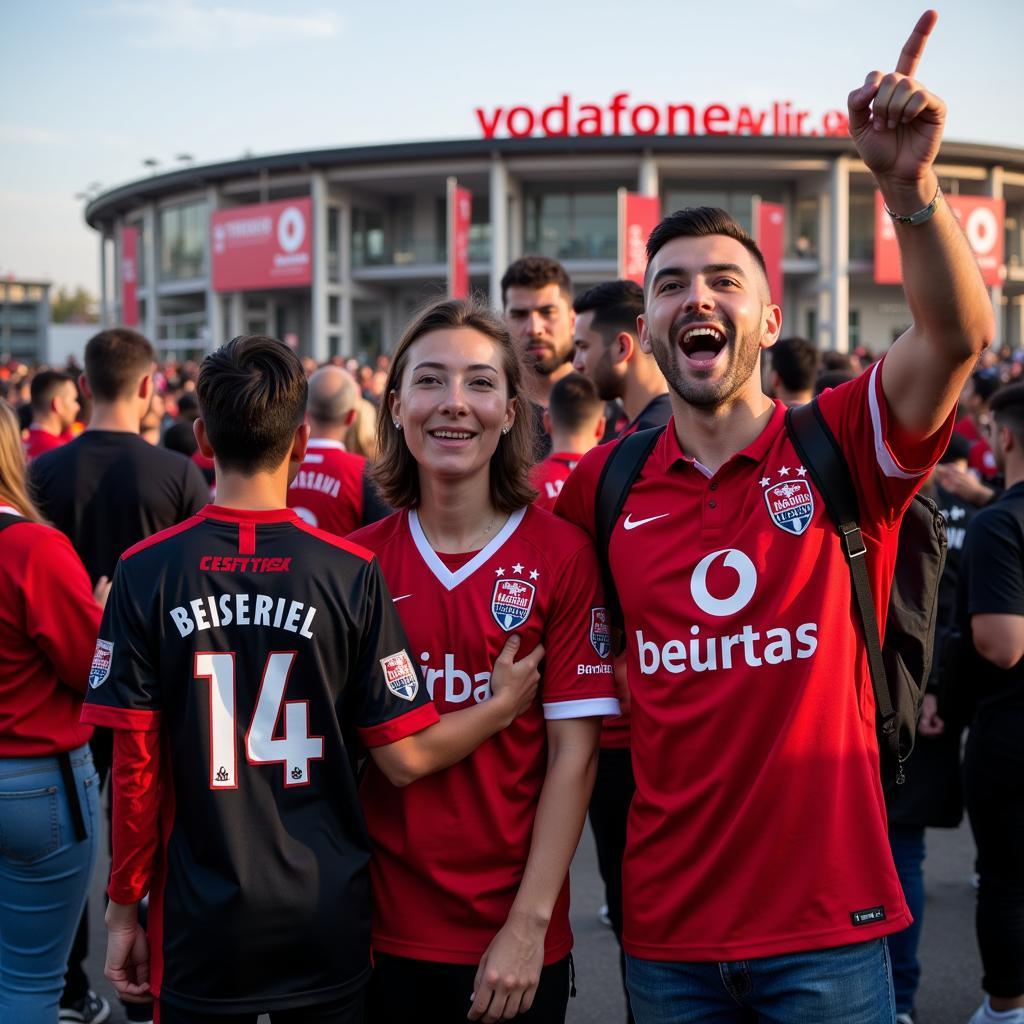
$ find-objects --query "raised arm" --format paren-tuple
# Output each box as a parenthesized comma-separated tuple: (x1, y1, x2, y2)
(848, 10, 994, 437)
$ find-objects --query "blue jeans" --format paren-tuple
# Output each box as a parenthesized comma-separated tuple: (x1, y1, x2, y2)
(626, 939, 895, 1024)
(0, 745, 100, 1023)
(887, 825, 925, 1014)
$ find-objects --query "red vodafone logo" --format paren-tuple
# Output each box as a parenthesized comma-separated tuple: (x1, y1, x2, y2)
(277, 206, 306, 254)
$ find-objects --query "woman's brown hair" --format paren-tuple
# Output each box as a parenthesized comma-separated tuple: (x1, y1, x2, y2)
(371, 297, 537, 512)
(0, 402, 44, 523)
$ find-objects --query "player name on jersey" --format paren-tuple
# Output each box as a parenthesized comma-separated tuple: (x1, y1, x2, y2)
(290, 469, 342, 498)
(169, 590, 318, 639)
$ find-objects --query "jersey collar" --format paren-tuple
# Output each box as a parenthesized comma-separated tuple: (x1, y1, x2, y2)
(197, 504, 299, 524)
(660, 401, 787, 473)
(408, 506, 527, 591)
(306, 438, 347, 452)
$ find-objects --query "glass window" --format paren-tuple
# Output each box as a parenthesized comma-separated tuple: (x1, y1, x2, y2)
(328, 295, 340, 325)
(849, 193, 875, 262)
(793, 197, 818, 259)
(352, 208, 385, 267)
(663, 185, 784, 235)
(327, 208, 340, 283)
(523, 190, 617, 261)
(159, 202, 207, 281)
(849, 308, 860, 349)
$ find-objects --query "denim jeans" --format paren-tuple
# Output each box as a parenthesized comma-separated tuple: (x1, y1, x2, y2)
(626, 939, 895, 1024)
(887, 825, 925, 1014)
(0, 745, 100, 1023)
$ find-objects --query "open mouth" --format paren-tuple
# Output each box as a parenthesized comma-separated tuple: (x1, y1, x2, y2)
(677, 324, 728, 365)
(428, 428, 476, 441)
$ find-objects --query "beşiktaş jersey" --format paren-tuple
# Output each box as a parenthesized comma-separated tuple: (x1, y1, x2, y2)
(350, 504, 620, 964)
(555, 360, 953, 961)
(81, 505, 438, 1014)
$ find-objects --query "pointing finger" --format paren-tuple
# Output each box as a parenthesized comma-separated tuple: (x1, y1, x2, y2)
(895, 10, 938, 77)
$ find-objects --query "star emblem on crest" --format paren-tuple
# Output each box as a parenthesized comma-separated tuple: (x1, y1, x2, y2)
(512, 562, 524, 575)
(529, 569, 539, 580)
(495, 567, 505, 577)
(796, 466, 807, 477)
(759, 477, 770, 487)
(778, 465, 791, 477)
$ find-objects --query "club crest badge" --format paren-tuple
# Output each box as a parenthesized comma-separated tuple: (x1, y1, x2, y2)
(380, 650, 419, 701)
(590, 607, 612, 659)
(491, 578, 536, 631)
(764, 479, 815, 536)
(89, 639, 114, 689)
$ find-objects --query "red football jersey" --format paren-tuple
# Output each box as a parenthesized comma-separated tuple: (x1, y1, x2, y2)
(531, 452, 580, 512)
(556, 361, 951, 961)
(287, 439, 367, 536)
(350, 505, 619, 965)
(968, 437, 998, 481)
(23, 426, 66, 462)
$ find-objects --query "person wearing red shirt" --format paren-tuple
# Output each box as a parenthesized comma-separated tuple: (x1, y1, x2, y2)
(556, 14, 994, 1023)
(0, 401, 108, 1022)
(287, 365, 389, 534)
(531, 373, 605, 511)
(23, 369, 79, 462)
(351, 299, 619, 1024)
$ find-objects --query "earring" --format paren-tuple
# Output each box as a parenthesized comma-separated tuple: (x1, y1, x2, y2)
(501, 425, 510, 435)
(393, 421, 403, 431)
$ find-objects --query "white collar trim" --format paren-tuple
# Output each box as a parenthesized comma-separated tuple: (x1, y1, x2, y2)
(408, 507, 527, 591)
(306, 438, 347, 451)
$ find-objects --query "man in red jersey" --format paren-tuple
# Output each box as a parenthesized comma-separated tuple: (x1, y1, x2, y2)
(572, 279, 669, 439)
(531, 373, 605, 511)
(287, 364, 389, 534)
(556, 13, 994, 1023)
(23, 369, 78, 461)
(83, 335, 541, 1023)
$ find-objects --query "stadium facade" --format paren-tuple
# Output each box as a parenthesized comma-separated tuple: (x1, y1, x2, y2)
(83, 135, 1024, 362)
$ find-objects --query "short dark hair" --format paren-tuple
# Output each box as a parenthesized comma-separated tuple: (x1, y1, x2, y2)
(547, 373, 604, 434)
(990, 382, 1024, 443)
(971, 369, 1002, 405)
(573, 280, 644, 341)
(814, 368, 857, 396)
(500, 256, 572, 308)
(645, 208, 768, 286)
(196, 335, 307, 475)
(371, 298, 537, 512)
(29, 370, 74, 413)
(821, 350, 855, 372)
(84, 328, 155, 401)
(770, 337, 820, 394)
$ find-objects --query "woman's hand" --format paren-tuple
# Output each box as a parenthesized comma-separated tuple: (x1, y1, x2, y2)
(489, 635, 544, 725)
(104, 900, 151, 1002)
(468, 912, 546, 1021)
(93, 575, 112, 609)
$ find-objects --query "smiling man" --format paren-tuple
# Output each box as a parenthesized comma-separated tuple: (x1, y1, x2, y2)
(556, 11, 994, 1023)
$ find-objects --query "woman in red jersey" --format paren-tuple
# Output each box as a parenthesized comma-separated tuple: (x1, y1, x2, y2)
(0, 402, 108, 1023)
(351, 299, 619, 1024)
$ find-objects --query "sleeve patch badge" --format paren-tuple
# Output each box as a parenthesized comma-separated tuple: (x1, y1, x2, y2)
(89, 639, 114, 689)
(380, 650, 419, 701)
(491, 578, 536, 631)
(590, 607, 612, 659)
(764, 479, 814, 535)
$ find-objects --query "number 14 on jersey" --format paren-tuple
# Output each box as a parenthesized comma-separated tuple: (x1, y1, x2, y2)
(195, 652, 325, 789)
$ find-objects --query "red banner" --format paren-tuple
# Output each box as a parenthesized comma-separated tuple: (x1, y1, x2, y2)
(617, 192, 661, 285)
(121, 225, 139, 327)
(754, 200, 785, 305)
(874, 193, 1005, 287)
(211, 198, 312, 293)
(447, 180, 472, 300)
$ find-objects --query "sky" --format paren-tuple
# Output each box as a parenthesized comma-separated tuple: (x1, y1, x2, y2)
(1, 0, 1021, 293)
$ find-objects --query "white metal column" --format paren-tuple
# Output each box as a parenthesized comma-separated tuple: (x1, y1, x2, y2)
(639, 151, 659, 198)
(205, 185, 223, 352)
(143, 204, 158, 342)
(311, 172, 329, 361)
(99, 231, 110, 327)
(989, 166, 1005, 349)
(489, 155, 509, 311)
(828, 157, 850, 353)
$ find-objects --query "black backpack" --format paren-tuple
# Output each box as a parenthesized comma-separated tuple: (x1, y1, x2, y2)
(594, 404, 947, 790)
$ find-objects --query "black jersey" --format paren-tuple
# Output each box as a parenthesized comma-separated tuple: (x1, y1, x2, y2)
(31, 429, 209, 584)
(82, 504, 438, 1014)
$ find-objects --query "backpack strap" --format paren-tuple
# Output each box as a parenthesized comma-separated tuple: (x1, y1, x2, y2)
(595, 427, 665, 654)
(784, 402, 900, 772)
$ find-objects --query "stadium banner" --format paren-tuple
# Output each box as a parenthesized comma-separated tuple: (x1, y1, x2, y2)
(874, 193, 1005, 287)
(617, 191, 661, 285)
(121, 225, 139, 327)
(754, 199, 785, 305)
(447, 179, 472, 300)
(211, 198, 313, 293)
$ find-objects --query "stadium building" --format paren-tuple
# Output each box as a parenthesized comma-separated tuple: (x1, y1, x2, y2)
(83, 132, 1024, 361)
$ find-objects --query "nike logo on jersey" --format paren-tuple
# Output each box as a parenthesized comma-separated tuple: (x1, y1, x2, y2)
(392, 594, 412, 603)
(623, 513, 670, 531)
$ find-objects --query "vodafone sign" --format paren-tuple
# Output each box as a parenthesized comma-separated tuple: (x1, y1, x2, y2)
(211, 198, 312, 293)
(875, 193, 1005, 287)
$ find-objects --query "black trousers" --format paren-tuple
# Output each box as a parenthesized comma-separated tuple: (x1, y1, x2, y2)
(587, 746, 635, 1023)
(964, 704, 1024, 998)
(155, 987, 366, 1024)
(367, 952, 571, 1024)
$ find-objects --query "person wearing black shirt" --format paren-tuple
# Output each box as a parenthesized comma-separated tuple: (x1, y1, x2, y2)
(957, 383, 1024, 1024)
(31, 327, 207, 1024)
